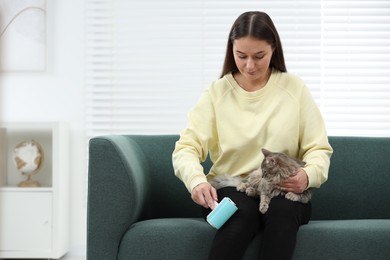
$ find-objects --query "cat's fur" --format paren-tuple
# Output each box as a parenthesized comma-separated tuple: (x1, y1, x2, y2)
(210, 148, 312, 214)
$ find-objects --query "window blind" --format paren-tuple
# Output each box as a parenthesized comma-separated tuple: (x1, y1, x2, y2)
(321, 0, 390, 136)
(86, 0, 390, 138)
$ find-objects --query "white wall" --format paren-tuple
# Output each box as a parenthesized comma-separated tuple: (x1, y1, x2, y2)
(0, 0, 86, 256)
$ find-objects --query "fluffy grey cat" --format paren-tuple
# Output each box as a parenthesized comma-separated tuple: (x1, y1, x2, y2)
(210, 148, 312, 214)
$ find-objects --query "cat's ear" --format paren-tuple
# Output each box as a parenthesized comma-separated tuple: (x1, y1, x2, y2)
(261, 148, 271, 157)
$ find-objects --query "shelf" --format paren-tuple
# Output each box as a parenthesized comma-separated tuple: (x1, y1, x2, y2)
(0, 122, 69, 259)
(0, 187, 53, 192)
(0, 122, 67, 188)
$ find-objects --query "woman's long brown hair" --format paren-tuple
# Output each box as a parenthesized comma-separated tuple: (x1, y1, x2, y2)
(220, 11, 287, 78)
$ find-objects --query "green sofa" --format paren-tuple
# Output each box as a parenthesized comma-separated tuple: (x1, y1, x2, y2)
(87, 135, 390, 260)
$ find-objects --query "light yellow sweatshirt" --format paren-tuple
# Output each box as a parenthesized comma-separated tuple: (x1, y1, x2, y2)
(172, 70, 333, 193)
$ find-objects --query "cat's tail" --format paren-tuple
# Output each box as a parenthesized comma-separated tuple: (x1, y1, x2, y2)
(209, 174, 242, 190)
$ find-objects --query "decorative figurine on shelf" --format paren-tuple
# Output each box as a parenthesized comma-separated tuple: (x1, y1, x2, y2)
(12, 140, 44, 187)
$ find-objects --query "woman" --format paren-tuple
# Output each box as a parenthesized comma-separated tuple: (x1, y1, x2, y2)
(172, 11, 333, 260)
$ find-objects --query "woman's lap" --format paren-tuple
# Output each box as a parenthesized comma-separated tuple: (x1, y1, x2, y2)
(202, 187, 312, 260)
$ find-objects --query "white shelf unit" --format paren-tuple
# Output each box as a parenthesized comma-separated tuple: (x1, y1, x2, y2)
(0, 122, 69, 259)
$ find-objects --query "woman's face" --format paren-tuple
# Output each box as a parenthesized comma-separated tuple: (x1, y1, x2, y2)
(233, 37, 274, 83)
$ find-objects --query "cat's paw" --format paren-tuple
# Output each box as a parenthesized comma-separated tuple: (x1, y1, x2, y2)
(236, 183, 247, 192)
(285, 192, 300, 201)
(252, 169, 262, 177)
(245, 187, 256, 197)
(259, 202, 269, 214)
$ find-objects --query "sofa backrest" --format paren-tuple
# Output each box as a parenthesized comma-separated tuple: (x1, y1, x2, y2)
(130, 135, 390, 220)
(130, 135, 204, 219)
(312, 136, 390, 220)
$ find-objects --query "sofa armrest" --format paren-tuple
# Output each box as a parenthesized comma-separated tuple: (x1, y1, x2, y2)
(87, 135, 150, 260)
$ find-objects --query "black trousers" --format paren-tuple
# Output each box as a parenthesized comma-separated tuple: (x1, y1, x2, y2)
(202, 187, 312, 260)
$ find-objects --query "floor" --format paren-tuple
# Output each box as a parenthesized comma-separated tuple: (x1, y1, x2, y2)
(1, 257, 85, 260)
(1, 254, 85, 260)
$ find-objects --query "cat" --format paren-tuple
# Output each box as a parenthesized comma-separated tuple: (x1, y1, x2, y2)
(251, 148, 312, 213)
(210, 148, 312, 214)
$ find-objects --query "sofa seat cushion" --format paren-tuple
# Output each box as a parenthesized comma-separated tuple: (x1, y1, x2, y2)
(118, 218, 390, 260)
(294, 219, 390, 260)
(118, 218, 215, 260)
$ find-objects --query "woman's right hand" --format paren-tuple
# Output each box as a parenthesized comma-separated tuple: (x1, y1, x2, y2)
(191, 182, 218, 210)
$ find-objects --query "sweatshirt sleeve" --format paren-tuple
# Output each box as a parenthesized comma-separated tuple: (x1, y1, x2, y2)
(172, 90, 217, 193)
(298, 85, 333, 189)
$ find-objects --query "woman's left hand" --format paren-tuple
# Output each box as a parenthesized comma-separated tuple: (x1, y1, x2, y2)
(277, 168, 308, 194)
